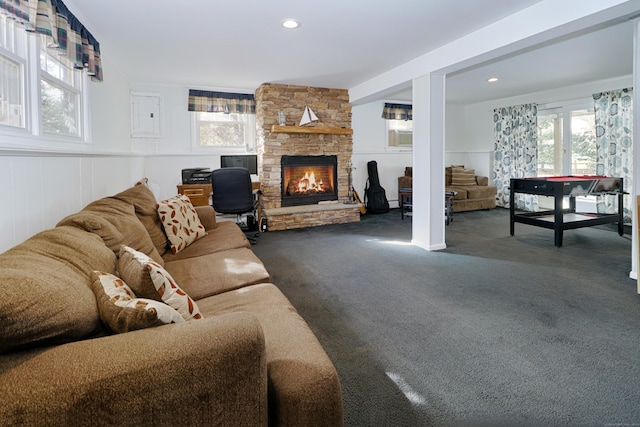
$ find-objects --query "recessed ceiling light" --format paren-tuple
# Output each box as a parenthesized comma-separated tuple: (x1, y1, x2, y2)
(487, 77, 499, 83)
(281, 19, 301, 30)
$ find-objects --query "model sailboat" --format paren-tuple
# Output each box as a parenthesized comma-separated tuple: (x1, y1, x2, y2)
(299, 106, 319, 126)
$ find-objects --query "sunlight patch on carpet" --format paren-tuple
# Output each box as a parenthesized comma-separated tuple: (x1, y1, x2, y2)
(367, 239, 413, 246)
(386, 372, 426, 406)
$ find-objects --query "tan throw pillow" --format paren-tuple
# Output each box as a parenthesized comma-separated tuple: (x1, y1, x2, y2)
(118, 246, 203, 321)
(112, 181, 170, 256)
(157, 195, 206, 254)
(451, 167, 477, 186)
(57, 197, 164, 265)
(91, 271, 184, 333)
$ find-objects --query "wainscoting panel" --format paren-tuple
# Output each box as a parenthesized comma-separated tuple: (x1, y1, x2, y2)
(0, 155, 145, 253)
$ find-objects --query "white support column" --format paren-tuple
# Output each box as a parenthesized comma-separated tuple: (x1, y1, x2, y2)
(412, 73, 446, 251)
(632, 18, 640, 291)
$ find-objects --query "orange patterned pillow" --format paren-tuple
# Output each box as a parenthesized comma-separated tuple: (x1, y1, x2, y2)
(119, 246, 203, 321)
(157, 194, 206, 254)
(91, 271, 184, 333)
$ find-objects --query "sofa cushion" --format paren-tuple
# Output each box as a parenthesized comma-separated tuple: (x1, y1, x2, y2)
(0, 226, 116, 354)
(91, 271, 184, 333)
(196, 283, 344, 426)
(57, 197, 164, 265)
(162, 221, 250, 263)
(118, 246, 202, 321)
(157, 195, 206, 255)
(112, 181, 170, 257)
(446, 187, 468, 200)
(451, 167, 477, 186)
(165, 247, 271, 300)
(464, 185, 498, 199)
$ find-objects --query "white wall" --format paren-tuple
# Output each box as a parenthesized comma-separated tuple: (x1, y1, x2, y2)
(351, 101, 412, 208)
(128, 83, 256, 201)
(0, 58, 141, 253)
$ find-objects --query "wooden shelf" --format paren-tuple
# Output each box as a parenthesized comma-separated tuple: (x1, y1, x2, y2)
(270, 125, 353, 135)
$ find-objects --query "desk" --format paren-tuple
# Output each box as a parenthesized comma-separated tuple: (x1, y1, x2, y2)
(177, 184, 211, 207)
(510, 176, 624, 247)
(178, 182, 261, 207)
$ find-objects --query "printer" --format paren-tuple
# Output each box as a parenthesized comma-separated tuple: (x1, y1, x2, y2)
(182, 168, 212, 184)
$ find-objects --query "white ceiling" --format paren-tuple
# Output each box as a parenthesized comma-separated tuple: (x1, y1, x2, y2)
(444, 20, 634, 105)
(66, 0, 634, 105)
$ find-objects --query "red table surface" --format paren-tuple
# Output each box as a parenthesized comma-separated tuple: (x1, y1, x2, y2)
(525, 175, 607, 182)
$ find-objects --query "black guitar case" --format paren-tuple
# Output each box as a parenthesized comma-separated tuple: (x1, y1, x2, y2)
(364, 160, 390, 214)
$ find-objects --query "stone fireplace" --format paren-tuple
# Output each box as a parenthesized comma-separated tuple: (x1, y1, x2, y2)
(281, 155, 337, 207)
(255, 83, 360, 231)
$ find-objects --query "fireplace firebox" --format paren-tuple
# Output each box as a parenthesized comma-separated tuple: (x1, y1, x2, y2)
(281, 155, 338, 207)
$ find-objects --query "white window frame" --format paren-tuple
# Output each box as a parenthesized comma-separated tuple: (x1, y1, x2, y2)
(386, 118, 413, 152)
(38, 35, 85, 141)
(191, 110, 256, 154)
(0, 15, 28, 132)
(537, 98, 595, 176)
(0, 18, 90, 148)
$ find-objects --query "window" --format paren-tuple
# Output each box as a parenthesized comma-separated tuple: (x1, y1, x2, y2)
(537, 104, 596, 177)
(39, 35, 83, 138)
(387, 119, 413, 149)
(193, 111, 256, 150)
(0, 19, 87, 142)
(0, 15, 26, 129)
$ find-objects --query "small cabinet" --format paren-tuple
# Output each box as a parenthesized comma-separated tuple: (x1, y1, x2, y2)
(177, 184, 212, 207)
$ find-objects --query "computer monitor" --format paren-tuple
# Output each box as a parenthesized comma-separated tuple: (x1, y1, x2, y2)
(220, 155, 258, 175)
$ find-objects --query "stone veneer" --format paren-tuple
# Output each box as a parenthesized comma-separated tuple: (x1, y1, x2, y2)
(255, 83, 360, 231)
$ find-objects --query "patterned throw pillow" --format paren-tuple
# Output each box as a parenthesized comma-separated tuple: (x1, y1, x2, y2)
(157, 194, 206, 254)
(91, 271, 184, 334)
(118, 246, 203, 321)
(451, 167, 477, 186)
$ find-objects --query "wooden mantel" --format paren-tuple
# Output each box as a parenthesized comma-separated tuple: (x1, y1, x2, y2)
(270, 125, 353, 135)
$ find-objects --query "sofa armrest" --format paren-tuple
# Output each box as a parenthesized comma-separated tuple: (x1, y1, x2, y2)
(476, 175, 489, 186)
(195, 205, 217, 230)
(0, 312, 267, 426)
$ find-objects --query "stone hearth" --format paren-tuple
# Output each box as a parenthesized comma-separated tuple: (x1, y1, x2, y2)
(255, 83, 360, 231)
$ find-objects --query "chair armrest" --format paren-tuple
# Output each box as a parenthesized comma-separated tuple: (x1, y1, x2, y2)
(476, 175, 489, 186)
(195, 205, 217, 230)
(0, 312, 267, 426)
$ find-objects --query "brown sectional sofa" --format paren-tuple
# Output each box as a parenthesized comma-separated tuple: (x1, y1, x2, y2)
(398, 166, 497, 212)
(0, 182, 343, 426)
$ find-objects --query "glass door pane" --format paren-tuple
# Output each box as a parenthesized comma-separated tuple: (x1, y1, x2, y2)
(570, 109, 596, 175)
(537, 113, 562, 177)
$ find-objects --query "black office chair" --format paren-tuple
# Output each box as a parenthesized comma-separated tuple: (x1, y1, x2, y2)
(211, 167, 259, 244)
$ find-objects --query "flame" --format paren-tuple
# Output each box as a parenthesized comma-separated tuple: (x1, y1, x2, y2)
(296, 171, 325, 193)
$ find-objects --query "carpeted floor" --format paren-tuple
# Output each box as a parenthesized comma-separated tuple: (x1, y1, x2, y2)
(252, 208, 640, 427)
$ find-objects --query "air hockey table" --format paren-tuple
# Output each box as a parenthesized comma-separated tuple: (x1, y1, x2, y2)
(509, 176, 624, 247)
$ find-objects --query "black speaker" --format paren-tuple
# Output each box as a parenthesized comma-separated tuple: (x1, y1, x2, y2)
(246, 215, 258, 231)
(260, 218, 268, 232)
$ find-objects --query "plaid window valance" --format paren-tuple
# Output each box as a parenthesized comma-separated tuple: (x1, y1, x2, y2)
(0, 0, 103, 81)
(188, 90, 256, 114)
(382, 103, 412, 120)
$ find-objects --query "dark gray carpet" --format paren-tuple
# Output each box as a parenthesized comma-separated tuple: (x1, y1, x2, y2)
(252, 208, 640, 427)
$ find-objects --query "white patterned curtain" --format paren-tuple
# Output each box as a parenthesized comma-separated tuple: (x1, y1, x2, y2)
(593, 88, 633, 223)
(492, 104, 538, 210)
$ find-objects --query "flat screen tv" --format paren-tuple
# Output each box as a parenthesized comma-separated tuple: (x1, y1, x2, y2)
(220, 155, 258, 175)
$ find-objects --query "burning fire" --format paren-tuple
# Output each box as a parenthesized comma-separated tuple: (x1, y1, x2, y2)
(285, 168, 333, 196)
(297, 171, 325, 193)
